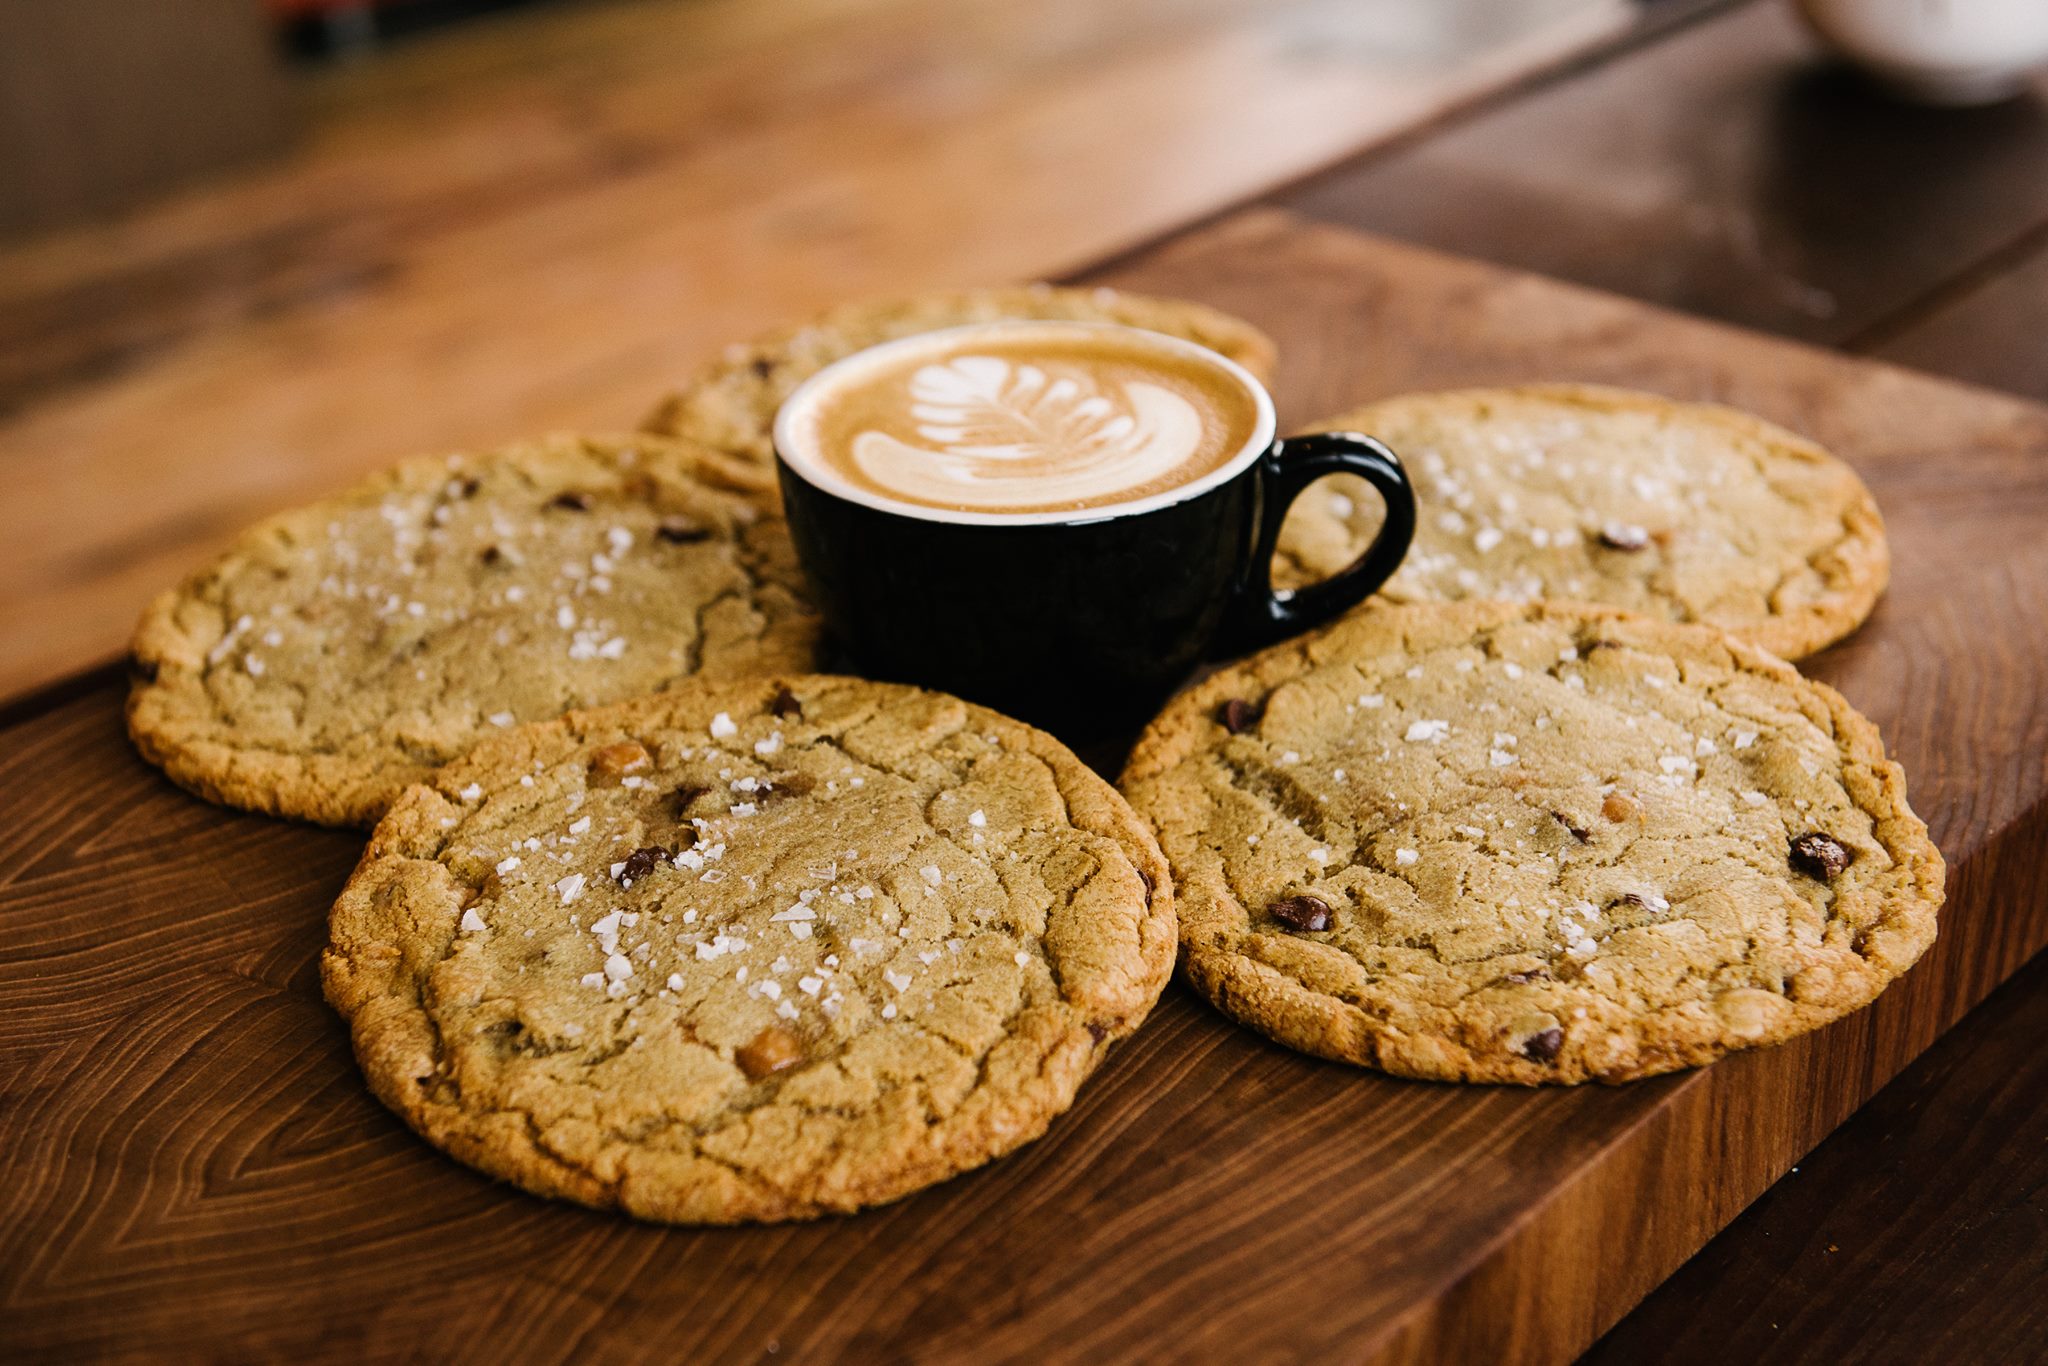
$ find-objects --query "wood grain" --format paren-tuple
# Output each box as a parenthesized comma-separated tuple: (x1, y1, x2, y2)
(3, 212, 2046, 1363)
(0, 0, 1636, 704)
(1586, 947, 2048, 1364)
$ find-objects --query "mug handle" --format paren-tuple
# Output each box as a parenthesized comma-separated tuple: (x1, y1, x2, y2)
(1217, 432, 1417, 654)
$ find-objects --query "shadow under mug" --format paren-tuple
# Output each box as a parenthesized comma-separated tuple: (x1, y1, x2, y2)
(773, 323, 1417, 735)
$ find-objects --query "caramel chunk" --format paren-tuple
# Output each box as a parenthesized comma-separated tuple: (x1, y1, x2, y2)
(591, 741, 652, 778)
(735, 1026, 804, 1079)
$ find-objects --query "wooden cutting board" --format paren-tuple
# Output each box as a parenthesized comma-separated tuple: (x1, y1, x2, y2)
(3, 210, 2045, 1363)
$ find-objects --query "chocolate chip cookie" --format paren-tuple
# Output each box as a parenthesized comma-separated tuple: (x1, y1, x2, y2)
(129, 434, 818, 827)
(641, 284, 1277, 469)
(1120, 600, 1943, 1084)
(323, 675, 1175, 1222)
(1276, 385, 1889, 659)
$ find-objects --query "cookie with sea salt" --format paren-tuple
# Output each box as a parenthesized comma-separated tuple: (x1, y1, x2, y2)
(1120, 600, 1943, 1085)
(1275, 385, 1889, 660)
(641, 284, 1277, 469)
(129, 433, 818, 828)
(323, 675, 1175, 1222)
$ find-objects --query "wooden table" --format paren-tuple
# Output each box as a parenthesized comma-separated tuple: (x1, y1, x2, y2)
(4, 0, 2047, 1359)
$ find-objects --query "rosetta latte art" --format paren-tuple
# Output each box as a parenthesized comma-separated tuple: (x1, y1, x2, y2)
(850, 355, 1206, 510)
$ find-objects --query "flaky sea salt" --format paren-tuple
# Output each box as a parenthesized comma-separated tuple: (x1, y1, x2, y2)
(709, 711, 738, 739)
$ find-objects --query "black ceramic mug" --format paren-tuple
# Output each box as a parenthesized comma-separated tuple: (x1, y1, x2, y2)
(772, 321, 1416, 733)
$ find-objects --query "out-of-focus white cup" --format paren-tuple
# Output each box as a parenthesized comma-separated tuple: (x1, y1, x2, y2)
(1795, 0, 2048, 104)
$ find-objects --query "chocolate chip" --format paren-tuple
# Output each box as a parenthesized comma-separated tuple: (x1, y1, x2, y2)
(1598, 523, 1650, 551)
(1518, 1026, 1565, 1062)
(1137, 867, 1155, 899)
(770, 686, 802, 718)
(1218, 698, 1261, 734)
(618, 845, 670, 884)
(757, 772, 815, 804)
(1269, 894, 1332, 932)
(656, 518, 711, 544)
(1790, 832, 1852, 881)
(480, 545, 504, 565)
(1553, 811, 1591, 842)
(1086, 1022, 1110, 1044)
(550, 491, 593, 511)
(455, 477, 481, 499)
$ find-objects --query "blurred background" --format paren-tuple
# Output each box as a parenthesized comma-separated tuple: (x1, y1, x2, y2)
(2, 0, 2044, 775)
(4, 2, 2044, 690)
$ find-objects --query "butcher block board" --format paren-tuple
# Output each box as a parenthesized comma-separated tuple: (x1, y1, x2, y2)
(4, 209, 2046, 1363)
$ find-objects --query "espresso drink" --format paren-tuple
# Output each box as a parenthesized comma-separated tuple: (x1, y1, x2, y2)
(777, 322, 1265, 517)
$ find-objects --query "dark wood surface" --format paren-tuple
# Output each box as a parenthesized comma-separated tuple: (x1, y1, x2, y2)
(1278, 0, 2048, 395)
(4, 210, 2046, 1363)
(1586, 946, 2048, 1364)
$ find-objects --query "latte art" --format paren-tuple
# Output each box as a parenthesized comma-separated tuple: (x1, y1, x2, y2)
(852, 354, 1206, 509)
(777, 322, 1266, 518)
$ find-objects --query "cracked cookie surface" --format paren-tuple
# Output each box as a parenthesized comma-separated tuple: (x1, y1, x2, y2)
(1276, 385, 1889, 659)
(1120, 600, 1942, 1084)
(641, 284, 1277, 469)
(323, 675, 1175, 1222)
(129, 433, 818, 827)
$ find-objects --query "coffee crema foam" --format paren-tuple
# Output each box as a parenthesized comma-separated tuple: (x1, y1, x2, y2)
(780, 324, 1263, 516)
